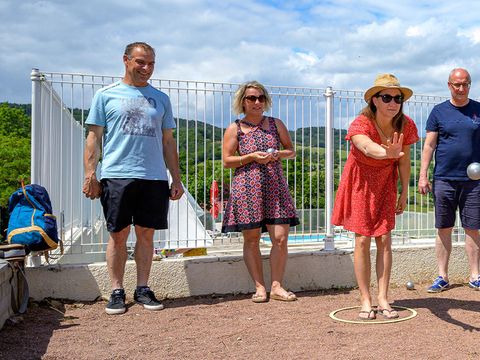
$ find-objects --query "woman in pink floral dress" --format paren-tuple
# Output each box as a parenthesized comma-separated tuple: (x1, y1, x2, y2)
(222, 81, 299, 303)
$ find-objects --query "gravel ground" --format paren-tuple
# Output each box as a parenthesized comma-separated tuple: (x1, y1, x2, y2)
(1, 283, 479, 360)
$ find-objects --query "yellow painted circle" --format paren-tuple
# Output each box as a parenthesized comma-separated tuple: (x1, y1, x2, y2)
(329, 305, 417, 324)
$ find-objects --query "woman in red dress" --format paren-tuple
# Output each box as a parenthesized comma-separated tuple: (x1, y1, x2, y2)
(222, 81, 299, 303)
(332, 74, 419, 320)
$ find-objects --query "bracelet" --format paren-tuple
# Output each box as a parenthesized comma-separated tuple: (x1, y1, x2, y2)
(239, 156, 243, 166)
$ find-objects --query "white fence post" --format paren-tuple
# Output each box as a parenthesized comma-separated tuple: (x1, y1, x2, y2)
(30, 68, 43, 184)
(323, 86, 335, 250)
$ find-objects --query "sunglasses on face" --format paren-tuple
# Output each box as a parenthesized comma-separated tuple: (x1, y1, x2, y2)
(244, 95, 266, 103)
(375, 94, 404, 104)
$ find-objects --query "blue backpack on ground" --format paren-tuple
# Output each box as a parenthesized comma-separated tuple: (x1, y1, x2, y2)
(7, 184, 60, 252)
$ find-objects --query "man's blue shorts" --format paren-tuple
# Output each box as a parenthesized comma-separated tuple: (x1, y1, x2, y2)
(433, 179, 480, 229)
(100, 178, 170, 233)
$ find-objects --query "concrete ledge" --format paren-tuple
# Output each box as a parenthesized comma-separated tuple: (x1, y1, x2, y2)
(25, 244, 471, 301)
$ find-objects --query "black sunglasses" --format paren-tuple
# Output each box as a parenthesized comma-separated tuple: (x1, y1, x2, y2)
(244, 95, 266, 103)
(375, 94, 404, 104)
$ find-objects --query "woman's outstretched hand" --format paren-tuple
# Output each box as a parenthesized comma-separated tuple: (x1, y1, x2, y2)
(381, 132, 404, 159)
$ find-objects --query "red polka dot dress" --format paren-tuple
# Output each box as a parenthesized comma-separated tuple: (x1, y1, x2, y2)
(332, 115, 419, 237)
(222, 116, 300, 233)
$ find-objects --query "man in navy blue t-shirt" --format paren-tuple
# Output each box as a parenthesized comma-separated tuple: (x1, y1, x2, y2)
(419, 68, 480, 292)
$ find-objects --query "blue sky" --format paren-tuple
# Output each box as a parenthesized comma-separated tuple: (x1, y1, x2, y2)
(2, 0, 480, 103)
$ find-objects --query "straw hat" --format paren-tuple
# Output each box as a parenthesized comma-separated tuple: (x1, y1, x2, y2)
(364, 74, 413, 102)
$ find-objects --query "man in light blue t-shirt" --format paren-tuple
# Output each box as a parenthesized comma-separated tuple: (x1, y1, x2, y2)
(83, 42, 184, 315)
(419, 68, 480, 293)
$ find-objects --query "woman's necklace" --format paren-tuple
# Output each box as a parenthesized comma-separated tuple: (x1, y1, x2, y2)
(374, 119, 393, 142)
(241, 116, 264, 128)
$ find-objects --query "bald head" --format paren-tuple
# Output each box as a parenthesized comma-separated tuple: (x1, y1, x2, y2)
(449, 68, 471, 83)
(448, 68, 471, 106)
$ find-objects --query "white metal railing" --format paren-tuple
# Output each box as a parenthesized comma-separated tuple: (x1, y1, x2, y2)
(31, 70, 455, 264)
(30, 70, 214, 264)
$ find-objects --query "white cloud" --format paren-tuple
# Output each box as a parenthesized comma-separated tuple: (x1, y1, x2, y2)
(287, 51, 320, 72)
(2, 0, 480, 103)
(406, 19, 438, 38)
(458, 27, 480, 45)
(406, 26, 425, 38)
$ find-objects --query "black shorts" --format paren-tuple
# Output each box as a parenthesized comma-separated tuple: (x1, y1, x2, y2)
(100, 179, 170, 232)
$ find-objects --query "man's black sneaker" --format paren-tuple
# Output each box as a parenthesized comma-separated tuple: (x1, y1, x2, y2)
(105, 289, 126, 315)
(134, 287, 164, 311)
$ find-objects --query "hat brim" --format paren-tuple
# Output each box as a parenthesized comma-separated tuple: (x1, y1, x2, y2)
(364, 86, 413, 102)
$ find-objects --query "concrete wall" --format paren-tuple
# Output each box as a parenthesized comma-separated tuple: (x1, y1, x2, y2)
(25, 244, 471, 301)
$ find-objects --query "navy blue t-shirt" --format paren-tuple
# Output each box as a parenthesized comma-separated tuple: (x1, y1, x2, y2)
(426, 99, 480, 180)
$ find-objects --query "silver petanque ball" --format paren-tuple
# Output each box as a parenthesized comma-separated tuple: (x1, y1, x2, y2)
(467, 162, 480, 180)
(266, 148, 277, 154)
(406, 281, 415, 290)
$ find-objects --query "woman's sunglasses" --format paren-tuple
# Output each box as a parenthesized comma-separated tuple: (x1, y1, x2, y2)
(375, 94, 404, 104)
(244, 95, 266, 103)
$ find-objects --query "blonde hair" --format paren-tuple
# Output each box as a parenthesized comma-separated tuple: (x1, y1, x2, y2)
(232, 81, 272, 115)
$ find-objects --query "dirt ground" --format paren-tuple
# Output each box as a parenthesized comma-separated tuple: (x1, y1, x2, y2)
(1, 283, 479, 360)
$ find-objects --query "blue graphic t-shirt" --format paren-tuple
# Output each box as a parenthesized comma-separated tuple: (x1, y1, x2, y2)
(426, 99, 480, 180)
(86, 81, 176, 180)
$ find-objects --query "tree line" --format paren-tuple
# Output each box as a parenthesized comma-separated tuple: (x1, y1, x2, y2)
(0, 103, 31, 238)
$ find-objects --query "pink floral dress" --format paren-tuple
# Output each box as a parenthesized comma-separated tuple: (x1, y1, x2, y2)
(222, 116, 299, 233)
